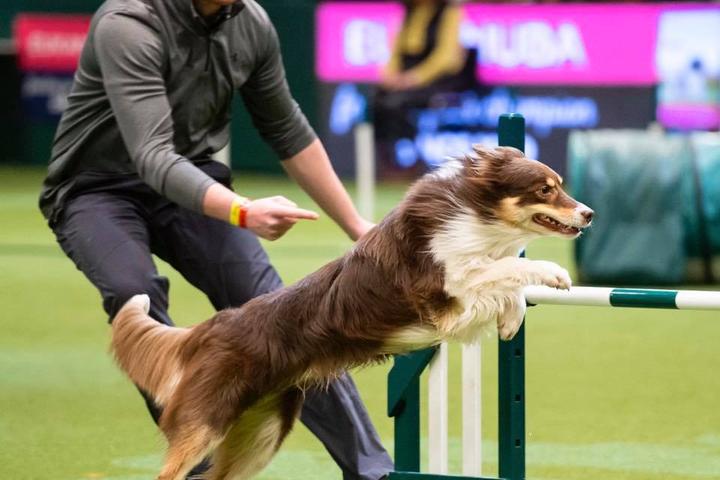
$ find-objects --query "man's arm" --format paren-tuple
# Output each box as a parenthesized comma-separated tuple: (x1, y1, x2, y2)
(281, 139, 373, 241)
(94, 13, 216, 213)
(94, 13, 315, 240)
(239, 12, 372, 240)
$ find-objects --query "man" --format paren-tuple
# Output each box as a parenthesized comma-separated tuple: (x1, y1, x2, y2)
(39, 0, 393, 478)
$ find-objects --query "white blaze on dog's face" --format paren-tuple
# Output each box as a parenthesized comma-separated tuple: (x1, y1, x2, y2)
(460, 146, 593, 238)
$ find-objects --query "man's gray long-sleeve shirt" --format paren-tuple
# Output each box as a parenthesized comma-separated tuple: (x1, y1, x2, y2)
(39, 0, 316, 224)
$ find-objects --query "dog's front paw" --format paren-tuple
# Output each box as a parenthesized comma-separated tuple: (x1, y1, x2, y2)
(532, 261, 572, 290)
(497, 290, 526, 341)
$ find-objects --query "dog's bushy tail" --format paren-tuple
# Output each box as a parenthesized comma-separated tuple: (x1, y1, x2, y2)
(110, 295, 191, 405)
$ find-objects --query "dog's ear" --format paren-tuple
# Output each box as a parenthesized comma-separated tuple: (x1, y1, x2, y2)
(465, 145, 522, 176)
(462, 151, 480, 173)
(471, 144, 495, 160)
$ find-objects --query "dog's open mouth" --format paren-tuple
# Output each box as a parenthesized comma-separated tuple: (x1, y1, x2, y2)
(532, 214, 581, 236)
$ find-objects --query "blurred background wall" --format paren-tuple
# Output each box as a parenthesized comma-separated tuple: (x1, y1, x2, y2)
(0, 0, 317, 173)
(4, 1, 719, 175)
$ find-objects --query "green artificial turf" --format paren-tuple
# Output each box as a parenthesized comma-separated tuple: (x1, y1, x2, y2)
(1, 167, 719, 480)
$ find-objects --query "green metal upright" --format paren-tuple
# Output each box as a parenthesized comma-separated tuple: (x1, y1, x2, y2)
(497, 114, 526, 480)
(388, 348, 438, 472)
(394, 374, 421, 471)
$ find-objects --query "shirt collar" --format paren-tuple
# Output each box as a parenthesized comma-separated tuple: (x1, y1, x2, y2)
(189, 1, 245, 31)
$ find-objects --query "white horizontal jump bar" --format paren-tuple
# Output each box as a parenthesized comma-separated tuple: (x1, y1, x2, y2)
(524, 286, 614, 307)
(524, 286, 720, 310)
(676, 290, 720, 310)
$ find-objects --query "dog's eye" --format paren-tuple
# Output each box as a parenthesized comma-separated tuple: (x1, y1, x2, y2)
(539, 185, 553, 196)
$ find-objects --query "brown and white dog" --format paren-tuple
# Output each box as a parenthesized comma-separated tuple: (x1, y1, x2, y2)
(111, 146, 593, 480)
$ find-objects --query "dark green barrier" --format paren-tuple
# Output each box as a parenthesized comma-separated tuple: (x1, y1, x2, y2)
(569, 130, 720, 285)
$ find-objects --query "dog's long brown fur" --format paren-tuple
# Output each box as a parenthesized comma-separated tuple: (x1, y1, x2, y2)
(111, 146, 593, 480)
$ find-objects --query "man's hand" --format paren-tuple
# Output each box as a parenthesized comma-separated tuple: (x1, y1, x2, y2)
(346, 218, 376, 241)
(245, 196, 319, 241)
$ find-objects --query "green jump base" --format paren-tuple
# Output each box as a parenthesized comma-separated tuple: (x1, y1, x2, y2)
(389, 472, 505, 480)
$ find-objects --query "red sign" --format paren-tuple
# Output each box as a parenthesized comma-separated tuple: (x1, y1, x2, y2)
(14, 14, 91, 73)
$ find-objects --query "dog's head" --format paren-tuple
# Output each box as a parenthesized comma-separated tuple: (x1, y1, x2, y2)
(454, 146, 593, 238)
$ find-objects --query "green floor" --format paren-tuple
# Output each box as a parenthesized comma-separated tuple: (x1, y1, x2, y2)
(1, 167, 719, 480)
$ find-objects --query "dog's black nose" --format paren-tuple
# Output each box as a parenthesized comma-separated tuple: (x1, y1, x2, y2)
(581, 208, 594, 224)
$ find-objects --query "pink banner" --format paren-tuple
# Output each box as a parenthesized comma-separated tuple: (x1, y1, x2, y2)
(463, 4, 660, 86)
(14, 14, 91, 73)
(316, 2, 719, 87)
(658, 105, 720, 131)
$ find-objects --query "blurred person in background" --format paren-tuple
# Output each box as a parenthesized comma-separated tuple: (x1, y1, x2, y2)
(373, 0, 475, 170)
(379, 0, 469, 93)
(38, 0, 393, 478)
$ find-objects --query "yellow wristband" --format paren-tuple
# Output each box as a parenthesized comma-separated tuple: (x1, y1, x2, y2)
(229, 196, 251, 227)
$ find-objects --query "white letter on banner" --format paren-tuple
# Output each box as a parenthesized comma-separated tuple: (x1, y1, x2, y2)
(519, 21, 557, 68)
(557, 23, 587, 66)
(343, 20, 390, 67)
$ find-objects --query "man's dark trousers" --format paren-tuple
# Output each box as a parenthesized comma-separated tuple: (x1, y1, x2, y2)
(50, 180, 393, 480)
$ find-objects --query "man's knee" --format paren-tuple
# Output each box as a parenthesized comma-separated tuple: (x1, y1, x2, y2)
(103, 273, 170, 324)
(213, 260, 283, 310)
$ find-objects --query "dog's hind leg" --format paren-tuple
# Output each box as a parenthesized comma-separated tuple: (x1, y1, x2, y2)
(156, 422, 224, 480)
(206, 389, 304, 480)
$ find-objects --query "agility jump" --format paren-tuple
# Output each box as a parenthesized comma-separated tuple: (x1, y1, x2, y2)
(387, 114, 720, 480)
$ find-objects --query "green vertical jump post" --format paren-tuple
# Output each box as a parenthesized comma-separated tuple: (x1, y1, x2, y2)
(388, 348, 438, 472)
(497, 113, 526, 480)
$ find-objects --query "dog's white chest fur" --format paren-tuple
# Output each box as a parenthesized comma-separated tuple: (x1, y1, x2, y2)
(427, 210, 531, 341)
